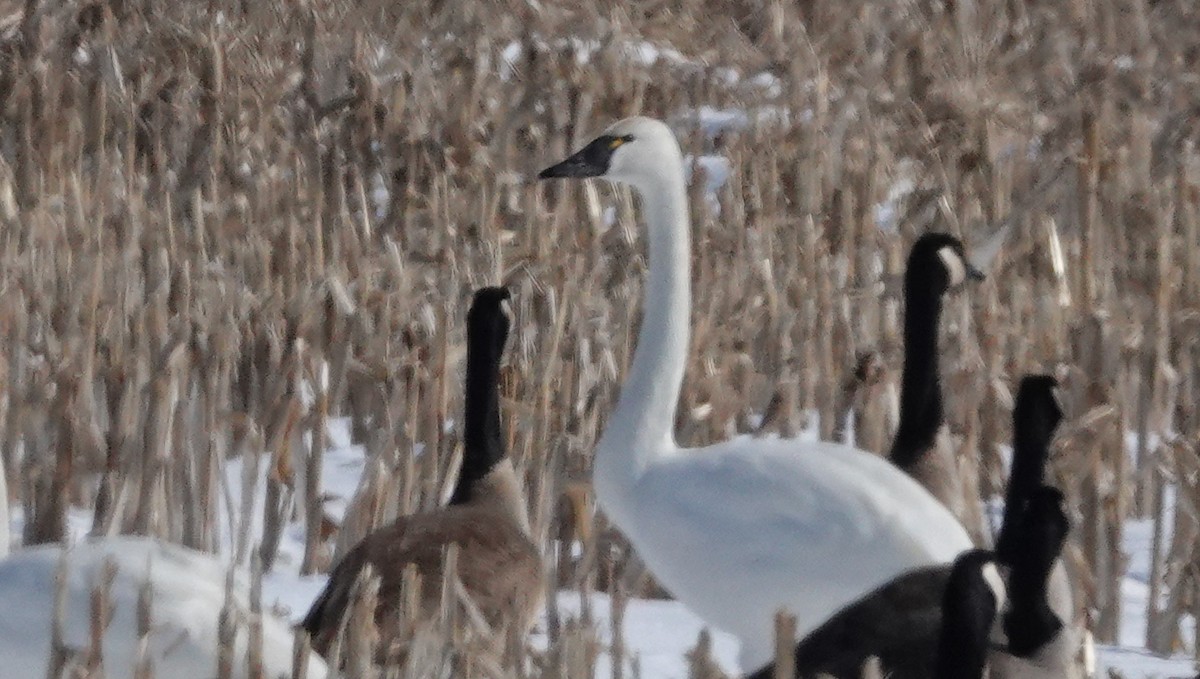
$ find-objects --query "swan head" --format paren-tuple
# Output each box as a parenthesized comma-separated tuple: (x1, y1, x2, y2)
(909, 232, 985, 292)
(538, 117, 682, 189)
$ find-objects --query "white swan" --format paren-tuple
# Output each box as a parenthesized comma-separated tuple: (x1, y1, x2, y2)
(538, 116, 973, 669)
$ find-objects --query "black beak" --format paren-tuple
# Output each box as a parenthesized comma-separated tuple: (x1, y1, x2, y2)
(967, 264, 986, 282)
(538, 136, 620, 179)
(538, 153, 605, 179)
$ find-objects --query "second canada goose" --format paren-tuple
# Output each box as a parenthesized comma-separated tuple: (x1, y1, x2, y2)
(1001, 486, 1070, 656)
(300, 287, 543, 657)
(990, 378, 1087, 678)
(889, 232, 984, 528)
(936, 549, 1005, 679)
(746, 374, 1073, 678)
(747, 488, 1070, 679)
(995, 375, 1062, 564)
(538, 116, 971, 669)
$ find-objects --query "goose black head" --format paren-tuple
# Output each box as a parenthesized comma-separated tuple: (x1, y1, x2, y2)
(1013, 374, 1064, 440)
(909, 232, 985, 292)
(467, 286, 513, 339)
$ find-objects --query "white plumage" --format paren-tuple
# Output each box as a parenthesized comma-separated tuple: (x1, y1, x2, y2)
(539, 116, 973, 669)
(0, 537, 326, 679)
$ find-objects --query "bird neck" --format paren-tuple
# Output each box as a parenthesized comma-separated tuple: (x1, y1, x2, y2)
(450, 320, 505, 507)
(890, 274, 945, 468)
(462, 459, 532, 534)
(594, 155, 691, 513)
(995, 433, 1050, 566)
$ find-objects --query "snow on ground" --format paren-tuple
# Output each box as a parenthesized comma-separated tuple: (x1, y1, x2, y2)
(4, 415, 1198, 677)
(546, 591, 742, 679)
(498, 38, 782, 97)
(0, 537, 327, 679)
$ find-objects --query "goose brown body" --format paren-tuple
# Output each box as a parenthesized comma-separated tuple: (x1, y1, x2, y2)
(301, 462, 542, 655)
(300, 287, 544, 658)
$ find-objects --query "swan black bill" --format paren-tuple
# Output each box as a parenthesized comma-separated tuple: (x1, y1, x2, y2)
(538, 134, 631, 179)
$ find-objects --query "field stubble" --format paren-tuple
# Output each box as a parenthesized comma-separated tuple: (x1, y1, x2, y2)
(0, 0, 1198, 675)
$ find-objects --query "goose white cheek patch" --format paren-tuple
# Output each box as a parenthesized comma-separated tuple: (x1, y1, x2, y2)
(981, 562, 1008, 611)
(1052, 386, 1066, 414)
(982, 561, 1010, 645)
(937, 246, 967, 286)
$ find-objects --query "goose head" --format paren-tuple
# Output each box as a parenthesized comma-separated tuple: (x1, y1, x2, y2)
(937, 549, 1007, 679)
(468, 286, 514, 339)
(909, 232, 985, 292)
(1014, 374, 1064, 445)
(538, 117, 682, 191)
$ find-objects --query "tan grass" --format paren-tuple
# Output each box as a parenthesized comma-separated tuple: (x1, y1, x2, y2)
(0, 0, 1198, 676)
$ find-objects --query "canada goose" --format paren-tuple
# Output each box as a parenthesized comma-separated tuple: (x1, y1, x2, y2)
(741, 551, 1008, 679)
(300, 286, 543, 657)
(936, 549, 1006, 679)
(1000, 486, 1069, 656)
(538, 116, 972, 669)
(745, 373, 1073, 678)
(990, 378, 1085, 678)
(0, 536, 327, 679)
(888, 232, 984, 528)
(995, 375, 1062, 565)
(747, 487, 1069, 679)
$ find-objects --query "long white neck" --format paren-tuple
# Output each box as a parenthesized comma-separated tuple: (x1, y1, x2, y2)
(594, 151, 691, 510)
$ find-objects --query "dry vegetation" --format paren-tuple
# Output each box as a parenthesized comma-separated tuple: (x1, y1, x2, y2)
(1, 0, 1199, 676)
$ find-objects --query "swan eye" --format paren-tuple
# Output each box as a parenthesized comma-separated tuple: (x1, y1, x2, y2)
(936, 246, 967, 286)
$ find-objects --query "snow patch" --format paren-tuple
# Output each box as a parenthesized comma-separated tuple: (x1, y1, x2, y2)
(0, 537, 326, 679)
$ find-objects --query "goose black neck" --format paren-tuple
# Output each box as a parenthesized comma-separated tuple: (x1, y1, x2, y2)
(1003, 488, 1068, 656)
(936, 550, 997, 679)
(449, 298, 507, 506)
(890, 268, 945, 468)
(995, 395, 1055, 565)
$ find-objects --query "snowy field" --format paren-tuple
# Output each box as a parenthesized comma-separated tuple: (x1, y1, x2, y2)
(4, 416, 1196, 678)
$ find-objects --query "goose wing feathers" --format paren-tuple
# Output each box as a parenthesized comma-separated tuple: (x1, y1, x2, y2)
(302, 506, 542, 652)
(746, 565, 952, 679)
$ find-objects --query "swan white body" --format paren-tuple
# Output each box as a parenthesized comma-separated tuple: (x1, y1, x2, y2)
(0, 537, 327, 679)
(541, 117, 972, 669)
